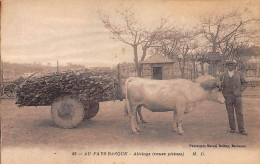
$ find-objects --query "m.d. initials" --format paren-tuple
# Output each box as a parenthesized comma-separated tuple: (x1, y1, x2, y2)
(193, 152, 205, 156)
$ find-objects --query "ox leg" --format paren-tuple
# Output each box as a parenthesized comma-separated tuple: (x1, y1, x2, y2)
(130, 111, 138, 134)
(129, 104, 142, 134)
(172, 110, 177, 132)
(124, 100, 128, 116)
(176, 105, 185, 134)
(136, 105, 147, 123)
(134, 107, 143, 132)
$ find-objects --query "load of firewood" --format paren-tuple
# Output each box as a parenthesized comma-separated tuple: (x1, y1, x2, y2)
(15, 69, 121, 107)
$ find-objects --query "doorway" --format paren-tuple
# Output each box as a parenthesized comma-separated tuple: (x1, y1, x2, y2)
(153, 67, 162, 80)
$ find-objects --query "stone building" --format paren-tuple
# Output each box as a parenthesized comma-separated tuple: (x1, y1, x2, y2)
(246, 47, 260, 77)
(140, 54, 175, 80)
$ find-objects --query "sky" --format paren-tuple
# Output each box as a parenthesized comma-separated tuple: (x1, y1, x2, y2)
(2, 0, 260, 67)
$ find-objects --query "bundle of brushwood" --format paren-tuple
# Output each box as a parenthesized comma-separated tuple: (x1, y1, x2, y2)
(15, 69, 121, 107)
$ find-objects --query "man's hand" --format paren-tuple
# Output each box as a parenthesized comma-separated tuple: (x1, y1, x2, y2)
(216, 81, 223, 91)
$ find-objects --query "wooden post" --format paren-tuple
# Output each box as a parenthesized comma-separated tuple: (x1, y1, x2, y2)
(208, 52, 220, 77)
(57, 61, 59, 73)
(117, 64, 123, 101)
(190, 69, 193, 80)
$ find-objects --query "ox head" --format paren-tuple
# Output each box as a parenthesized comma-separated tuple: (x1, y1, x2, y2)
(195, 76, 225, 104)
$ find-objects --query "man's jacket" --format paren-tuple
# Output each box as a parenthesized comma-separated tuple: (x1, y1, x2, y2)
(219, 70, 247, 97)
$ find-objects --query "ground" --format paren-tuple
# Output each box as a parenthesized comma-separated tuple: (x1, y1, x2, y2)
(1, 87, 260, 163)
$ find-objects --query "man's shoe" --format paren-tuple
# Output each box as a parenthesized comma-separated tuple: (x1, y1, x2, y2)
(230, 129, 235, 133)
(239, 131, 248, 136)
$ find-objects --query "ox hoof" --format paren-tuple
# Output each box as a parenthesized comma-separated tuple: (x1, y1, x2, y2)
(137, 128, 143, 132)
(178, 132, 184, 135)
(142, 120, 148, 123)
(132, 131, 139, 135)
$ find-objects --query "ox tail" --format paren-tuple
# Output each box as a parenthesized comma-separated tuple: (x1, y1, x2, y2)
(124, 77, 135, 116)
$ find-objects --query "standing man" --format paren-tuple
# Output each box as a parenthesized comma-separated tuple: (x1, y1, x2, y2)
(220, 60, 248, 135)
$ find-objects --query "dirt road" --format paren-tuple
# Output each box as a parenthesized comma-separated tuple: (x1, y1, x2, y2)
(1, 91, 260, 163)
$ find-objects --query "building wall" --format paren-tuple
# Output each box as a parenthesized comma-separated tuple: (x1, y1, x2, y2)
(118, 63, 137, 78)
(172, 61, 194, 79)
(162, 64, 174, 79)
(141, 63, 174, 80)
(245, 56, 260, 77)
(141, 64, 152, 79)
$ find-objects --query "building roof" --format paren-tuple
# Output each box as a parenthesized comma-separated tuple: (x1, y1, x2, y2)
(140, 54, 175, 64)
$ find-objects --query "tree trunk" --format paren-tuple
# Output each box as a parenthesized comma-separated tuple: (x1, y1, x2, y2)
(200, 62, 205, 75)
(141, 47, 147, 62)
(212, 40, 217, 53)
(136, 47, 148, 77)
(137, 65, 142, 77)
(183, 58, 187, 78)
(134, 60, 140, 77)
(133, 45, 141, 77)
(192, 60, 196, 80)
(178, 59, 185, 78)
(181, 67, 185, 78)
(210, 41, 218, 76)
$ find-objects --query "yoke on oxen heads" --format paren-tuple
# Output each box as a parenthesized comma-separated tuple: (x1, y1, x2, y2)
(195, 75, 224, 104)
(195, 75, 221, 90)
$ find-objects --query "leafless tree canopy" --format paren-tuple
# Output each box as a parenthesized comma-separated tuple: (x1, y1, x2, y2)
(99, 6, 259, 77)
(99, 7, 174, 76)
(200, 10, 259, 54)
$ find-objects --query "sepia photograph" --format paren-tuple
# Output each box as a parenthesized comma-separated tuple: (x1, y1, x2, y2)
(0, 0, 260, 164)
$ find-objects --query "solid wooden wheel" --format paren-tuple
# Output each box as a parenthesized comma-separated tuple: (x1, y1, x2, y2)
(84, 102, 99, 120)
(51, 95, 84, 128)
(3, 83, 17, 98)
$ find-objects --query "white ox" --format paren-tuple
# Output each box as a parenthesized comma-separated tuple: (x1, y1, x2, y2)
(124, 76, 224, 135)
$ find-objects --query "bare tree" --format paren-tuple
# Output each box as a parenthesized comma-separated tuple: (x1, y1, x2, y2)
(231, 43, 255, 71)
(218, 28, 259, 59)
(140, 19, 173, 63)
(199, 9, 258, 76)
(99, 7, 171, 77)
(195, 49, 208, 76)
(157, 28, 199, 78)
(200, 10, 254, 53)
(178, 39, 199, 78)
(156, 30, 180, 59)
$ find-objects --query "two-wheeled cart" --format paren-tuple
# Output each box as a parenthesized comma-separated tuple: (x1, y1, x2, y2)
(15, 68, 124, 129)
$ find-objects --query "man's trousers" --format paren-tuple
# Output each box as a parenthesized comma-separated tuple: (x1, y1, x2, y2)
(224, 95, 245, 132)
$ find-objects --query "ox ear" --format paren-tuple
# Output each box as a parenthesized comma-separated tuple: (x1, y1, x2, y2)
(215, 80, 223, 91)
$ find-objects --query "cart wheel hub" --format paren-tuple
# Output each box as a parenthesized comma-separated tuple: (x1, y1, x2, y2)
(58, 103, 75, 120)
